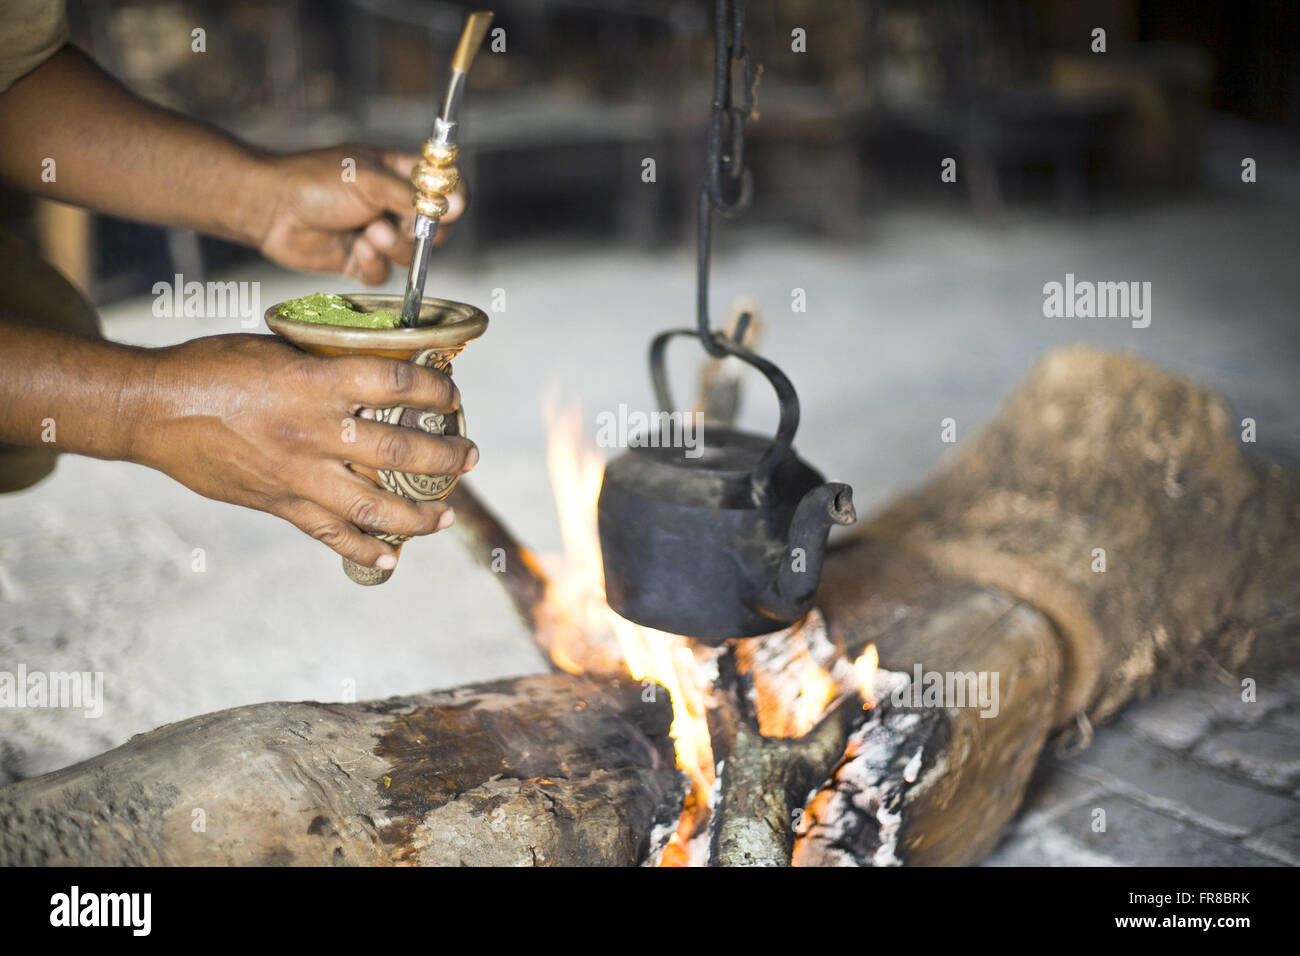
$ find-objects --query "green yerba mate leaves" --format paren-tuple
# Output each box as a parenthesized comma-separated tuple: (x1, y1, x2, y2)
(277, 292, 402, 329)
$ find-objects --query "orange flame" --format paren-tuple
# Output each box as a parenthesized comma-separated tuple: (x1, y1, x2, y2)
(541, 404, 716, 834)
(733, 619, 842, 738)
(540, 402, 870, 865)
(854, 644, 879, 709)
(793, 663, 841, 734)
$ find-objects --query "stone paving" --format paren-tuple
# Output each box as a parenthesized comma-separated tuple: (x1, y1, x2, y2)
(1, 195, 1297, 864)
(983, 675, 1300, 866)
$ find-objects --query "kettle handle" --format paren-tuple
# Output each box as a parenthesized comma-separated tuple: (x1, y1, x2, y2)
(649, 328, 799, 503)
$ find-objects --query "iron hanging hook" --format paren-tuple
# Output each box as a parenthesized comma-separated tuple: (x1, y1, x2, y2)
(697, 0, 756, 357)
(709, 0, 755, 214)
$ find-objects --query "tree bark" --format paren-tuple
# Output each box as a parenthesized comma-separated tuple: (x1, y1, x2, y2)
(859, 346, 1299, 725)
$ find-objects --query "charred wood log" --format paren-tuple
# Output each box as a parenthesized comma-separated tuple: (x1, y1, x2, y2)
(709, 694, 861, 866)
(800, 559, 1062, 866)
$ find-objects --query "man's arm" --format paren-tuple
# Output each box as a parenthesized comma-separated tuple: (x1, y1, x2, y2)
(0, 45, 273, 247)
(0, 319, 478, 571)
(0, 42, 477, 567)
(0, 45, 464, 282)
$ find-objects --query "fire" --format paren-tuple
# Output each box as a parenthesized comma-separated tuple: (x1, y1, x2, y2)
(541, 405, 618, 676)
(854, 644, 879, 709)
(541, 404, 716, 815)
(793, 664, 841, 734)
(540, 402, 871, 865)
(733, 617, 843, 738)
(608, 616, 716, 794)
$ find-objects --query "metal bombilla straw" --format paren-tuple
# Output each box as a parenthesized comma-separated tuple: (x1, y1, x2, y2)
(400, 11, 494, 327)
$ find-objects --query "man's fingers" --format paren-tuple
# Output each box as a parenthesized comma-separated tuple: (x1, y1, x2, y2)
(332, 356, 460, 412)
(364, 218, 414, 267)
(348, 236, 390, 285)
(357, 151, 468, 259)
(442, 181, 467, 223)
(428, 182, 466, 247)
(348, 422, 478, 477)
(430, 221, 456, 248)
(441, 182, 467, 222)
(284, 499, 397, 570)
(365, 154, 422, 223)
(382, 150, 422, 184)
(321, 470, 457, 538)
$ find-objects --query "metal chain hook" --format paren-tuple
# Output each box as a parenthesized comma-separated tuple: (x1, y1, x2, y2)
(696, 0, 756, 357)
(710, 0, 755, 213)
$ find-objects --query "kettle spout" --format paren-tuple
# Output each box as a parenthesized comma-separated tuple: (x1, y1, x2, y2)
(758, 482, 856, 622)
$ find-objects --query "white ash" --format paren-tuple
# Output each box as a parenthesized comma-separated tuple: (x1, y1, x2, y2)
(791, 684, 934, 867)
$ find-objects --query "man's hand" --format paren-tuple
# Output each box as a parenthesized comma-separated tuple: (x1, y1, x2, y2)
(0, 48, 468, 284)
(253, 146, 466, 285)
(132, 334, 478, 570)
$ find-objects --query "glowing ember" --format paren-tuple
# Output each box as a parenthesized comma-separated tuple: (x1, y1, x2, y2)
(733, 617, 843, 738)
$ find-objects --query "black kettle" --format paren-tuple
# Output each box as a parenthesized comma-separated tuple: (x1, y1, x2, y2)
(597, 329, 856, 643)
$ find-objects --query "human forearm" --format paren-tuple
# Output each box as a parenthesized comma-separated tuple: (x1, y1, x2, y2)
(0, 45, 272, 246)
(0, 319, 153, 461)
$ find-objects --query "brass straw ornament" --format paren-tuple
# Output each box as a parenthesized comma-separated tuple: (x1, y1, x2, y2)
(400, 11, 494, 327)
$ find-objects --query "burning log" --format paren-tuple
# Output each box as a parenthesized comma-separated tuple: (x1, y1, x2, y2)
(796, 562, 1062, 866)
(0, 674, 682, 866)
(709, 695, 862, 867)
(672, 345, 1297, 866)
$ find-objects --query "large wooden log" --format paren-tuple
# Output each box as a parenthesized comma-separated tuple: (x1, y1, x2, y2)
(795, 347, 1300, 866)
(0, 674, 683, 866)
(861, 346, 1300, 724)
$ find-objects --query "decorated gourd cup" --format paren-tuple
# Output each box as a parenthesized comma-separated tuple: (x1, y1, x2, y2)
(265, 292, 487, 585)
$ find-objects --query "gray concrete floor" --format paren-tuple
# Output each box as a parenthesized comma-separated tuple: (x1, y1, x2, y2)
(2, 194, 1297, 862)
